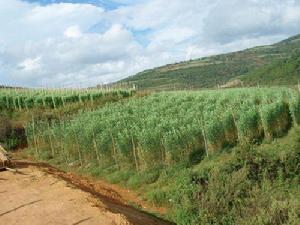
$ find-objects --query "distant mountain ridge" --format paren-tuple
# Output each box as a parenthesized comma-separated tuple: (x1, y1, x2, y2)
(118, 34, 300, 90)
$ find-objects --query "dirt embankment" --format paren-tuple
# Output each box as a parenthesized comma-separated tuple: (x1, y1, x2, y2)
(0, 161, 174, 225)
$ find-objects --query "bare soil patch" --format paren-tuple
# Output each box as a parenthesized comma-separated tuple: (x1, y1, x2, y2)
(0, 161, 174, 225)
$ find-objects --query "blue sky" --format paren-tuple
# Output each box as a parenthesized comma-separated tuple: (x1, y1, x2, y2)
(1, 0, 300, 87)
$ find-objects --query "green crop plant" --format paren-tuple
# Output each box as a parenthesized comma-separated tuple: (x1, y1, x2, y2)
(25, 87, 300, 171)
(236, 106, 262, 142)
(0, 87, 135, 110)
(221, 110, 238, 146)
(203, 111, 226, 152)
(289, 94, 300, 125)
(260, 101, 291, 140)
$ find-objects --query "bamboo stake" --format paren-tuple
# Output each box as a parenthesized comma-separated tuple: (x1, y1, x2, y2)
(110, 132, 120, 170)
(160, 139, 167, 168)
(52, 94, 56, 109)
(230, 110, 240, 141)
(202, 127, 209, 158)
(31, 114, 38, 155)
(130, 131, 139, 171)
(59, 118, 68, 164)
(198, 116, 209, 158)
(47, 122, 55, 157)
(73, 129, 83, 166)
(92, 129, 101, 167)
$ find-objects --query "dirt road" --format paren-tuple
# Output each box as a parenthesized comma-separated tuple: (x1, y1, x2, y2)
(0, 163, 174, 225)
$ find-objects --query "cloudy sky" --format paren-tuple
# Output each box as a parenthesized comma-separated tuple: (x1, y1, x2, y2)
(0, 0, 300, 87)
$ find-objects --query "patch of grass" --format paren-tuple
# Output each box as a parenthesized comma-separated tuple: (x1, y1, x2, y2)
(105, 170, 135, 184)
(146, 189, 168, 206)
(127, 168, 161, 189)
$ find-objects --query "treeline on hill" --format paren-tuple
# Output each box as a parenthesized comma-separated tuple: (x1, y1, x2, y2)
(24, 87, 300, 224)
(119, 34, 300, 90)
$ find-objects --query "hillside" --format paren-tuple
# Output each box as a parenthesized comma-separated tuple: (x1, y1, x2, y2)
(239, 51, 300, 86)
(119, 34, 300, 90)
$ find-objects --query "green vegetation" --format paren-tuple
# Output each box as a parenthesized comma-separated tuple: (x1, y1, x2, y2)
(158, 127, 300, 224)
(22, 87, 300, 225)
(26, 87, 299, 168)
(0, 114, 12, 146)
(0, 87, 135, 150)
(0, 88, 135, 110)
(119, 34, 300, 90)
(0, 113, 27, 150)
(1, 78, 300, 225)
(240, 52, 300, 86)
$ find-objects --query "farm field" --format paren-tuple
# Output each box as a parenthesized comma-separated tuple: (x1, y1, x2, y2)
(2, 2, 300, 225)
(0, 88, 135, 110)
(0, 87, 136, 151)
(17, 87, 300, 225)
(27, 87, 300, 168)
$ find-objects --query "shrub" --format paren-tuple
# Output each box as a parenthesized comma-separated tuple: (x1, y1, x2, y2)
(0, 115, 12, 143)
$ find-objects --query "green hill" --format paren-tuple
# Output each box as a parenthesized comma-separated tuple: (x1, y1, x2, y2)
(240, 51, 300, 86)
(119, 34, 300, 90)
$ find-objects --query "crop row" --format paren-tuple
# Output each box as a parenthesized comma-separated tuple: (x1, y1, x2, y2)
(0, 88, 134, 110)
(26, 88, 300, 170)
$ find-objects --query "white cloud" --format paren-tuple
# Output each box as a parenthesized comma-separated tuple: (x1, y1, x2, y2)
(18, 56, 42, 72)
(282, 2, 300, 25)
(0, 0, 300, 87)
(64, 25, 82, 38)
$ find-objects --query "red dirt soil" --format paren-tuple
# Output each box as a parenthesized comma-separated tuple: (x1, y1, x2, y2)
(0, 160, 174, 225)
